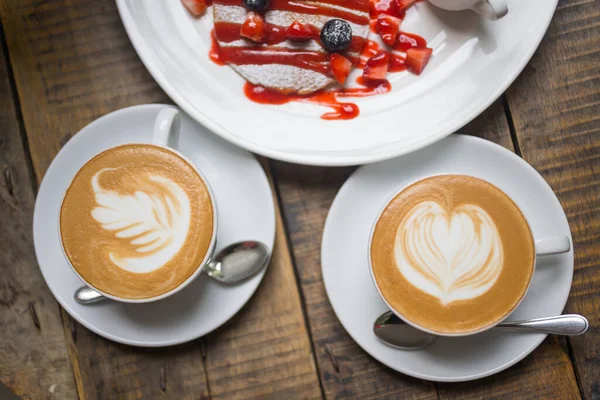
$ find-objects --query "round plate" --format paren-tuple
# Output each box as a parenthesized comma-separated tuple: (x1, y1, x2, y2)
(116, 0, 556, 166)
(322, 134, 573, 381)
(33, 104, 276, 347)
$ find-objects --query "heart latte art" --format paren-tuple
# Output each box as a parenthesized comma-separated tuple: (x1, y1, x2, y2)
(370, 175, 535, 334)
(60, 144, 215, 300)
(394, 201, 504, 305)
(91, 168, 192, 274)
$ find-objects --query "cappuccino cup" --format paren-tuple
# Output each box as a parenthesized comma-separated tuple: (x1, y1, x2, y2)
(428, 0, 508, 20)
(369, 174, 570, 337)
(59, 108, 217, 303)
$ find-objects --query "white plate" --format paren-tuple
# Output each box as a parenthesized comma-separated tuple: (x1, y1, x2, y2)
(116, 0, 556, 166)
(322, 134, 573, 381)
(33, 104, 275, 347)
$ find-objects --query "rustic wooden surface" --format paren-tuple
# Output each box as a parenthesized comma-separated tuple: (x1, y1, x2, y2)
(0, 1, 320, 399)
(505, 1, 600, 398)
(0, 27, 78, 400)
(0, 0, 597, 398)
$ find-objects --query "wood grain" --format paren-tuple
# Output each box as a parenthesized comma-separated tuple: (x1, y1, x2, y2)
(0, 0, 593, 397)
(0, 0, 169, 182)
(203, 170, 321, 399)
(0, 0, 320, 398)
(459, 97, 514, 150)
(505, 0, 600, 398)
(271, 161, 439, 400)
(437, 337, 580, 400)
(437, 102, 580, 398)
(0, 26, 77, 399)
(273, 101, 580, 398)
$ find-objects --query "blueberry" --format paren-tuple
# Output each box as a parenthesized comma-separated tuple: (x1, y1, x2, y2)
(320, 19, 352, 52)
(243, 0, 270, 12)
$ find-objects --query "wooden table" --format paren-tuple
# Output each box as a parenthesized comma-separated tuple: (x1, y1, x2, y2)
(0, 1, 598, 398)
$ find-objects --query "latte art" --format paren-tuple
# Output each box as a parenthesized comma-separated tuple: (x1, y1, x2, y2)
(370, 175, 535, 334)
(60, 144, 215, 300)
(394, 201, 504, 305)
(91, 168, 192, 274)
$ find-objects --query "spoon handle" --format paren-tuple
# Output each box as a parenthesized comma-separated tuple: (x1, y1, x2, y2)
(498, 314, 588, 335)
(75, 287, 105, 304)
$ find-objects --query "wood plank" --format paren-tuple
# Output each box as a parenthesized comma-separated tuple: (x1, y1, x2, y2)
(438, 101, 580, 398)
(0, 25, 78, 399)
(504, 0, 600, 398)
(460, 97, 514, 150)
(203, 167, 321, 399)
(0, 1, 210, 398)
(0, 0, 169, 182)
(437, 337, 579, 400)
(271, 161, 438, 400)
(273, 101, 580, 398)
(0, 0, 320, 398)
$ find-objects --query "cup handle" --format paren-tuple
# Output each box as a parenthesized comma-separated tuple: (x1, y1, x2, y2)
(471, 0, 508, 20)
(535, 236, 571, 256)
(152, 107, 181, 147)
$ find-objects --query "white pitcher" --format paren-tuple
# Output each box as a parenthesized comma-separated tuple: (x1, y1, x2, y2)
(428, 0, 508, 20)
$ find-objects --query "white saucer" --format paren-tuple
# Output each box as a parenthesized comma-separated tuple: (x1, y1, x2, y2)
(116, 0, 556, 166)
(322, 134, 573, 382)
(33, 104, 275, 347)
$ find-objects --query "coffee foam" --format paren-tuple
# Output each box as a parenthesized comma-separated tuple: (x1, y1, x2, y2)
(395, 201, 504, 305)
(371, 175, 534, 335)
(91, 168, 192, 274)
(60, 144, 214, 300)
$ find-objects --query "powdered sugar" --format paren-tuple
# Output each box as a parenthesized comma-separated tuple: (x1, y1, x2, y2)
(233, 64, 335, 94)
(213, 1, 369, 93)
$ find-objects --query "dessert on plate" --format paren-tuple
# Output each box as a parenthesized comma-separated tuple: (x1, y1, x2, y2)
(182, 0, 432, 118)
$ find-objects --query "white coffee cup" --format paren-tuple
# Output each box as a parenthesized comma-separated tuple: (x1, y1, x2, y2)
(368, 175, 570, 337)
(428, 0, 508, 20)
(59, 107, 218, 303)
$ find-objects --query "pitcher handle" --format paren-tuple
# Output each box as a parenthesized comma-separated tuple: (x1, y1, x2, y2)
(472, 0, 508, 20)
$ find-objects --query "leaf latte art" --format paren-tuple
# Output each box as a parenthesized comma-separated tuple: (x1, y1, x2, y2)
(394, 201, 504, 305)
(91, 168, 192, 274)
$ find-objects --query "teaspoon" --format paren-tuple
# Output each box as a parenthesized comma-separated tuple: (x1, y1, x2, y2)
(374, 311, 589, 350)
(75, 241, 270, 305)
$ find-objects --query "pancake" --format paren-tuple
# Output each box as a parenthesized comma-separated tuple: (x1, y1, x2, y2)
(212, 0, 370, 94)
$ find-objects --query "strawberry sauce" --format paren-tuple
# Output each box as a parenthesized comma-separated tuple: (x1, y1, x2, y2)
(215, 0, 370, 24)
(244, 80, 390, 120)
(208, 0, 428, 120)
(214, 22, 367, 53)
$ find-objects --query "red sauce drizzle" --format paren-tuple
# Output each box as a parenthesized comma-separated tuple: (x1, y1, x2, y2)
(208, 0, 427, 120)
(222, 47, 331, 74)
(356, 39, 407, 72)
(214, 21, 366, 53)
(214, 0, 369, 12)
(214, 0, 369, 24)
(209, 30, 225, 65)
(244, 79, 390, 120)
(394, 31, 427, 51)
(370, 0, 407, 19)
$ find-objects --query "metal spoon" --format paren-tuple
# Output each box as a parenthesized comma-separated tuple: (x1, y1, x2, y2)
(374, 311, 589, 350)
(74, 241, 270, 305)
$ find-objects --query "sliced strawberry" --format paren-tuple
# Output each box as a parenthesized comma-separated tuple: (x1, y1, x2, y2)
(371, 0, 397, 17)
(181, 0, 208, 16)
(405, 47, 432, 75)
(330, 53, 352, 84)
(395, 0, 417, 12)
(241, 12, 266, 43)
(376, 14, 402, 46)
(388, 53, 406, 72)
(287, 21, 312, 41)
(394, 31, 426, 51)
(363, 51, 389, 80)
